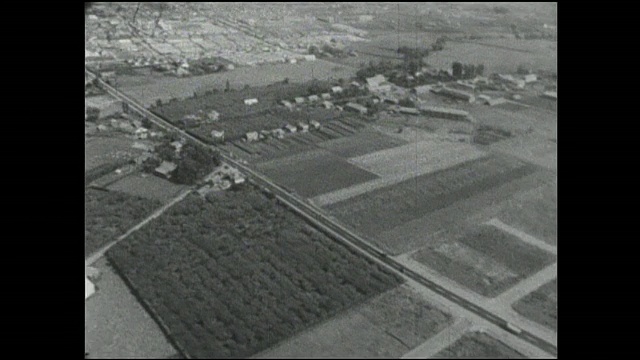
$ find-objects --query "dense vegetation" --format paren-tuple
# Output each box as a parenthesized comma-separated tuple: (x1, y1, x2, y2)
(107, 188, 403, 358)
(85, 189, 162, 257)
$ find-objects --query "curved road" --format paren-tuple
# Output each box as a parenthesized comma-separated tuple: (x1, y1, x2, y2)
(86, 69, 557, 357)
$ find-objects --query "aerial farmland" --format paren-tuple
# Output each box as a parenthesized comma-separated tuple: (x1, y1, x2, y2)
(86, 2, 556, 359)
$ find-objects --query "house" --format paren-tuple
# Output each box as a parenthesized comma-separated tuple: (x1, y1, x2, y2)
(452, 80, 476, 91)
(246, 131, 259, 142)
(85, 277, 95, 300)
(350, 81, 362, 88)
(132, 119, 143, 128)
(366, 74, 386, 88)
(497, 74, 525, 89)
(345, 102, 368, 115)
(322, 100, 334, 109)
(272, 128, 285, 138)
(419, 105, 470, 121)
(119, 122, 136, 134)
(207, 110, 220, 122)
(170, 141, 183, 152)
(487, 97, 507, 106)
(244, 98, 259, 106)
(472, 76, 490, 85)
(524, 74, 538, 83)
(97, 124, 109, 132)
(542, 91, 557, 100)
(308, 94, 320, 102)
(211, 130, 225, 142)
(303, 54, 316, 61)
(294, 97, 305, 104)
(281, 100, 294, 110)
(310, 120, 321, 130)
(181, 115, 201, 128)
(397, 107, 420, 115)
(478, 94, 492, 103)
(297, 122, 310, 132)
(134, 152, 153, 165)
(321, 93, 331, 100)
(414, 85, 433, 95)
(382, 97, 399, 105)
(438, 87, 476, 103)
(289, 58, 297, 64)
(134, 127, 149, 139)
(283, 123, 297, 133)
(331, 86, 344, 94)
(155, 161, 177, 178)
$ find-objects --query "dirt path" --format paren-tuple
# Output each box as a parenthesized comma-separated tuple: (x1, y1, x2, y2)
(85, 188, 192, 267)
(487, 218, 557, 255)
(401, 318, 473, 359)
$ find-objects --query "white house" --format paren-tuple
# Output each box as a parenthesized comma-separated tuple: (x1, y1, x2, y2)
(86, 277, 95, 300)
(331, 86, 343, 94)
(244, 98, 259, 106)
(246, 131, 259, 142)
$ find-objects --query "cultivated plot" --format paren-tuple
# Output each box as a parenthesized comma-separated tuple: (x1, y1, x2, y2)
(85, 136, 143, 172)
(107, 174, 190, 203)
(256, 285, 452, 359)
(107, 189, 402, 358)
(256, 149, 379, 198)
(318, 130, 408, 159)
(411, 224, 556, 298)
(432, 331, 526, 359)
(512, 279, 557, 331)
(85, 258, 178, 359)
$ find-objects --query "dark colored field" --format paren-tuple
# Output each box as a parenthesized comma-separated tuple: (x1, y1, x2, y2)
(85, 189, 162, 258)
(106, 189, 402, 359)
(413, 225, 556, 297)
(256, 149, 379, 198)
(433, 332, 526, 359)
(326, 155, 536, 238)
(319, 130, 408, 158)
(499, 191, 557, 246)
(512, 279, 557, 331)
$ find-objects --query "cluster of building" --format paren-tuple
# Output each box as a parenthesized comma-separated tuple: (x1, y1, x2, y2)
(244, 120, 322, 143)
(198, 164, 246, 195)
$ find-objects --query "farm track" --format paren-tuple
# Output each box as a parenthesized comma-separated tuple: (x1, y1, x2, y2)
(87, 69, 557, 357)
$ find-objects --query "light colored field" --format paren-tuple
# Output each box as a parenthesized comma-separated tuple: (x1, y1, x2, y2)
(512, 279, 558, 331)
(312, 139, 486, 207)
(119, 60, 357, 107)
(85, 258, 178, 359)
(85, 136, 143, 172)
(427, 39, 557, 75)
(106, 174, 190, 203)
(434, 242, 519, 284)
(255, 285, 452, 359)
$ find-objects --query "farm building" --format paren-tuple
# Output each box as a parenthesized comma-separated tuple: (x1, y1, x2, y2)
(397, 106, 421, 115)
(478, 94, 492, 103)
(497, 74, 525, 89)
(331, 86, 344, 94)
(322, 101, 334, 109)
(171, 141, 183, 152)
(345, 102, 368, 115)
(487, 97, 507, 106)
(86, 277, 95, 300)
(211, 130, 225, 141)
(472, 76, 490, 85)
(272, 128, 285, 138)
(155, 161, 177, 179)
(542, 91, 557, 100)
(207, 110, 220, 122)
(246, 131, 259, 142)
(297, 122, 310, 132)
(382, 97, 399, 105)
(414, 85, 433, 95)
(321, 93, 331, 100)
(452, 80, 476, 91)
(419, 105, 470, 121)
(119, 122, 137, 134)
(524, 74, 538, 83)
(350, 81, 362, 88)
(284, 123, 298, 133)
(244, 98, 259, 106)
(85, 95, 124, 119)
(310, 120, 321, 129)
(181, 115, 202, 129)
(303, 54, 316, 61)
(294, 97, 305, 104)
(308, 95, 320, 102)
(438, 87, 476, 103)
(366, 75, 392, 92)
(281, 100, 294, 110)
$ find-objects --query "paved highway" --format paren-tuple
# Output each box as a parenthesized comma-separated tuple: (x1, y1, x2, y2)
(86, 69, 557, 357)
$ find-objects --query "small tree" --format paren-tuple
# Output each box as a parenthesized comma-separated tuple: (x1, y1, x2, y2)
(476, 64, 485, 77)
(283, 77, 290, 84)
(155, 99, 162, 108)
(452, 62, 463, 79)
(225, 79, 230, 92)
(142, 117, 153, 129)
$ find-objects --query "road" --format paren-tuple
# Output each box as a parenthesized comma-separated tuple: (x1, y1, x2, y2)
(86, 68, 557, 357)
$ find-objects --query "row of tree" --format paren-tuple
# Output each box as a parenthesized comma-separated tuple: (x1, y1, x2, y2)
(452, 62, 485, 80)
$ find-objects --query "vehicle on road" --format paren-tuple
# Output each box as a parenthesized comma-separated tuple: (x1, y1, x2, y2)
(504, 322, 523, 335)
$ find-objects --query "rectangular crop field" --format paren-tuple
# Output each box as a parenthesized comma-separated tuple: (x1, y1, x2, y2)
(256, 285, 452, 358)
(433, 331, 526, 359)
(318, 130, 408, 159)
(106, 188, 402, 359)
(85, 189, 162, 258)
(498, 182, 557, 245)
(512, 279, 557, 331)
(106, 174, 190, 203)
(412, 224, 556, 297)
(85, 136, 143, 172)
(256, 149, 379, 198)
(326, 155, 537, 239)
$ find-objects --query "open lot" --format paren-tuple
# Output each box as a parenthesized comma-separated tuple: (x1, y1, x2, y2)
(256, 149, 379, 198)
(86, 258, 178, 358)
(85, 136, 143, 172)
(107, 188, 402, 358)
(512, 279, 557, 331)
(326, 154, 535, 243)
(256, 285, 452, 358)
(107, 174, 190, 203)
(412, 224, 556, 297)
(433, 331, 526, 359)
(85, 189, 162, 258)
(119, 60, 357, 107)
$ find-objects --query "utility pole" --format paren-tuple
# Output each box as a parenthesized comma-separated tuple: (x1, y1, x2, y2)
(132, 2, 141, 23)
